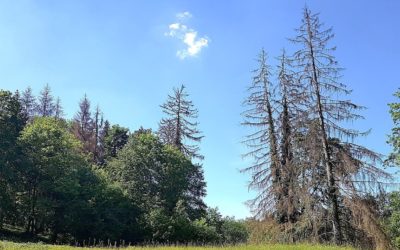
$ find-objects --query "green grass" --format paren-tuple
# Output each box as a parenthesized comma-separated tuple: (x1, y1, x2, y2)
(0, 242, 356, 250)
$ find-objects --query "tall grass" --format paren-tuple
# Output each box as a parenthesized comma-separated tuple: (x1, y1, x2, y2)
(0, 241, 356, 250)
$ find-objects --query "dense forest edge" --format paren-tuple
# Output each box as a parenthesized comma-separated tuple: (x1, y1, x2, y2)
(1, 7, 400, 250)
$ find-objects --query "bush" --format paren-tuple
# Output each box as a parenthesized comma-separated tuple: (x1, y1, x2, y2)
(192, 218, 220, 243)
(221, 218, 248, 244)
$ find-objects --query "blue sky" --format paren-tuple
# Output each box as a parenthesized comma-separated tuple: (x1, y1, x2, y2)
(0, 0, 399, 219)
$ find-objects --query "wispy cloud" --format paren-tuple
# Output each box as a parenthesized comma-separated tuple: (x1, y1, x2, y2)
(165, 11, 209, 59)
(176, 11, 192, 20)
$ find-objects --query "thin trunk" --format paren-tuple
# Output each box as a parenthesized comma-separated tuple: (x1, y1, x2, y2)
(263, 73, 282, 221)
(305, 12, 342, 244)
(278, 52, 297, 225)
(280, 88, 293, 223)
(94, 110, 99, 162)
(28, 185, 37, 235)
(175, 95, 182, 151)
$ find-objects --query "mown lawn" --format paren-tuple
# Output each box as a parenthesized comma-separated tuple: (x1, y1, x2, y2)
(0, 242, 356, 250)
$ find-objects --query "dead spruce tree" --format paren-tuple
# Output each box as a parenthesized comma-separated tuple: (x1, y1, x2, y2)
(276, 50, 305, 227)
(242, 9, 392, 249)
(20, 87, 37, 120)
(241, 49, 284, 219)
(242, 49, 306, 235)
(73, 94, 95, 155)
(159, 85, 204, 160)
(290, 7, 392, 247)
(93, 105, 104, 164)
(291, 7, 346, 243)
(36, 84, 55, 117)
(54, 97, 64, 119)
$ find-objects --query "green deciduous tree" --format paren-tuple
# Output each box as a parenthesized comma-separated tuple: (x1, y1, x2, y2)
(17, 117, 140, 242)
(385, 89, 400, 248)
(18, 117, 86, 235)
(387, 89, 400, 166)
(0, 90, 26, 228)
(385, 192, 400, 248)
(108, 130, 206, 242)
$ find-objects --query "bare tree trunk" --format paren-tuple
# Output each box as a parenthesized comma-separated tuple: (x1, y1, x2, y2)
(94, 111, 99, 162)
(27, 185, 38, 235)
(265, 81, 282, 220)
(313, 79, 342, 244)
(94, 106, 103, 163)
(307, 21, 342, 243)
(280, 89, 294, 224)
(175, 94, 182, 151)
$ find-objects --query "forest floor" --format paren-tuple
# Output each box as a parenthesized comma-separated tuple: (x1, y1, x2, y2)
(0, 241, 356, 250)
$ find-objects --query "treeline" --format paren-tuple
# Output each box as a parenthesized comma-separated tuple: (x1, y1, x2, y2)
(2, 6, 400, 250)
(241, 7, 399, 250)
(0, 85, 248, 245)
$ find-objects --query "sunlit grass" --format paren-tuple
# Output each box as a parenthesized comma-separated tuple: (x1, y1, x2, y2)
(0, 241, 356, 250)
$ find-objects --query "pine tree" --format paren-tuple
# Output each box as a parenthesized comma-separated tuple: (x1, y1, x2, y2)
(290, 7, 390, 245)
(93, 105, 104, 163)
(291, 8, 347, 242)
(36, 84, 55, 117)
(54, 97, 64, 119)
(97, 119, 110, 165)
(20, 87, 36, 120)
(241, 49, 283, 219)
(185, 164, 207, 219)
(104, 124, 129, 159)
(240, 11, 391, 246)
(159, 85, 204, 160)
(73, 94, 94, 155)
(158, 119, 176, 145)
(276, 50, 303, 225)
(159, 85, 207, 220)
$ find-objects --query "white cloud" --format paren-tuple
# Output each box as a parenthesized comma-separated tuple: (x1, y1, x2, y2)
(176, 11, 192, 20)
(177, 31, 209, 59)
(165, 11, 209, 59)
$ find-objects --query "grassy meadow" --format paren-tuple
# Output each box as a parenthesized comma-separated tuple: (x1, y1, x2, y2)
(0, 242, 356, 250)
